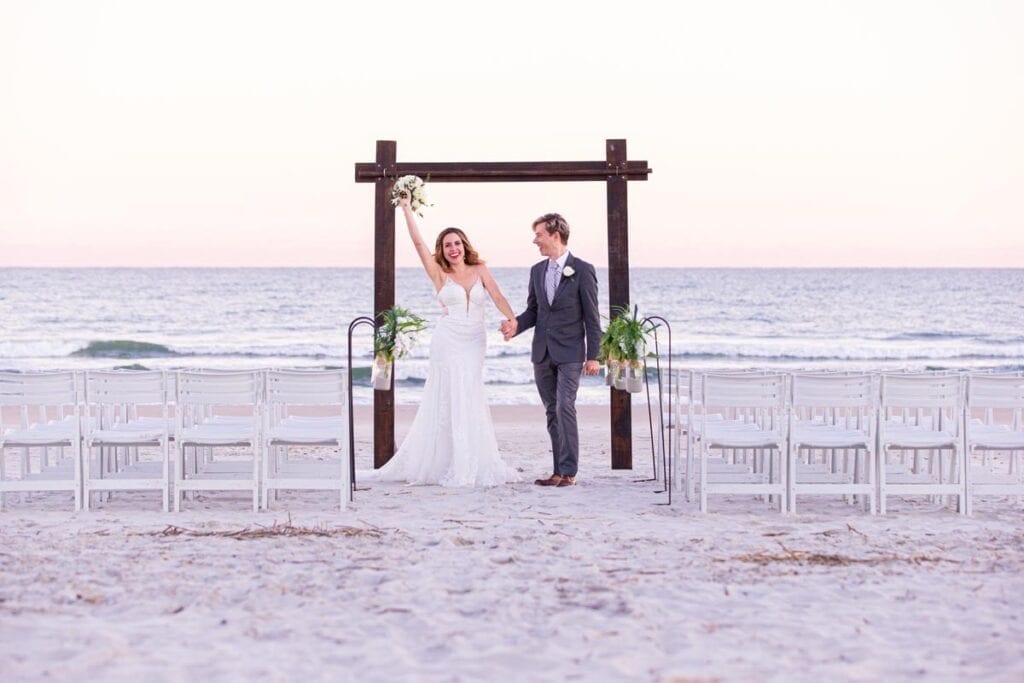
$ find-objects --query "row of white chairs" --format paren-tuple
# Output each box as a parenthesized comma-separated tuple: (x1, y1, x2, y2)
(654, 370, 1024, 515)
(0, 369, 351, 512)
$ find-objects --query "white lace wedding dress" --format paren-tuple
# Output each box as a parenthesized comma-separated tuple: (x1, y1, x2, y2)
(372, 277, 521, 487)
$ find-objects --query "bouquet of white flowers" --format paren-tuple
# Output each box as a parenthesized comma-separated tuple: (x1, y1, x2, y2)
(390, 175, 432, 216)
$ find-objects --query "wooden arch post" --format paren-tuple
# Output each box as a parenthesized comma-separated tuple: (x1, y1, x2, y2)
(355, 140, 651, 470)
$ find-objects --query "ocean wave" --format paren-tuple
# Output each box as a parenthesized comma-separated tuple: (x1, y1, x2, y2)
(492, 347, 532, 358)
(71, 340, 180, 358)
(486, 378, 535, 386)
(979, 336, 1024, 346)
(349, 366, 371, 381)
(22, 338, 1024, 367)
(992, 363, 1024, 373)
(883, 332, 980, 342)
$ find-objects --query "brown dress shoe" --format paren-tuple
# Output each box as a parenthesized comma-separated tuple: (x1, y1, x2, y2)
(556, 476, 576, 487)
(534, 474, 563, 487)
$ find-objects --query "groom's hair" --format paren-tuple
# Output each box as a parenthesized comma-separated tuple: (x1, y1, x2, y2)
(533, 213, 570, 244)
(433, 227, 483, 272)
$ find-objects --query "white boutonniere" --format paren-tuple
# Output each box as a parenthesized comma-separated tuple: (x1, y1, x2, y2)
(562, 265, 575, 278)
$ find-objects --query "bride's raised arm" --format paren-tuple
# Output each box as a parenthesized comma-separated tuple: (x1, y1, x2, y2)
(398, 196, 444, 291)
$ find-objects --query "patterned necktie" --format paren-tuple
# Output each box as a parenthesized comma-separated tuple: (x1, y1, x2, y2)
(546, 260, 560, 305)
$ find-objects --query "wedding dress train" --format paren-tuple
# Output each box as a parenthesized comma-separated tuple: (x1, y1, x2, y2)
(372, 277, 520, 487)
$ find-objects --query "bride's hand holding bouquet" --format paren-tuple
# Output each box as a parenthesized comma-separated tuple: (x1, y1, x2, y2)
(391, 175, 431, 216)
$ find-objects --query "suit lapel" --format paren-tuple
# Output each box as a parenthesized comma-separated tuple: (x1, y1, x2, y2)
(534, 262, 550, 310)
(550, 253, 574, 306)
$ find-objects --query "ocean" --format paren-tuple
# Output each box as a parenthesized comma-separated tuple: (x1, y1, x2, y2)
(1, 267, 1022, 405)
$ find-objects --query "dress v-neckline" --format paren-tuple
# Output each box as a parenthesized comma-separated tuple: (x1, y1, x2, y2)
(443, 275, 480, 300)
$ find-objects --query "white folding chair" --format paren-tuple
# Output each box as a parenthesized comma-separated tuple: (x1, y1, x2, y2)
(677, 369, 715, 501)
(664, 369, 760, 502)
(0, 371, 82, 511)
(262, 369, 350, 511)
(83, 370, 171, 511)
(878, 372, 964, 514)
(657, 368, 691, 496)
(174, 370, 261, 512)
(697, 372, 788, 513)
(788, 372, 876, 514)
(964, 373, 1024, 515)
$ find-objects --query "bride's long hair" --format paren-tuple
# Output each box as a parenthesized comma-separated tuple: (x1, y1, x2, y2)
(433, 228, 483, 272)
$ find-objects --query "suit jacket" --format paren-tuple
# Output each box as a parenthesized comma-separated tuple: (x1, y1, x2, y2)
(515, 253, 601, 364)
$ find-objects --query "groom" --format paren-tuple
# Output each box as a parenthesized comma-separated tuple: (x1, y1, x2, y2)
(501, 213, 601, 487)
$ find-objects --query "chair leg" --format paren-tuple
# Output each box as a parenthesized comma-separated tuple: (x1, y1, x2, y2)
(98, 446, 107, 502)
(959, 445, 969, 516)
(82, 443, 92, 511)
(777, 449, 785, 513)
(252, 442, 260, 513)
(686, 434, 696, 502)
(670, 442, 678, 494)
(787, 443, 796, 514)
(671, 433, 681, 493)
(878, 447, 887, 515)
(260, 441, 270, 511)
(699, 444, 708, 513)
(173, 442, 183, 513)
(162, 439, 170, 513)
(73, 441, 82, 512)
(943, 448, 951, 509)
(867, 448, 876, 515)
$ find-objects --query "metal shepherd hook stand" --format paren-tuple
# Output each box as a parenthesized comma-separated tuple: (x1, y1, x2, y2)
(347, 315, 377, 500)
(641, 315, 672, 505)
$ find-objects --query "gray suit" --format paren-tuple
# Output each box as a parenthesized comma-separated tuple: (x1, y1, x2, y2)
(515, 253, 601, 477)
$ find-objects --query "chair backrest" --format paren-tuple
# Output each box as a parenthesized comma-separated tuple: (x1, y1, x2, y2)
(790, 372, 875, 431)
(0, 371, 78, 408)
(880, 372, 962, 434)
(85, 370, 167, 407)
(682, 368, 771, 401)
(702, 372, 787, 409)
(966, 373, 1024, 410)
(791, 372, 875, 409)
(265, 369, 348, 407)
(175, 370, 261, 407)
(880, 372, 961, 409)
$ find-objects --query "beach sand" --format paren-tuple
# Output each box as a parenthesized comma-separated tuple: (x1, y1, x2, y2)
(2, 405, 1024, 681)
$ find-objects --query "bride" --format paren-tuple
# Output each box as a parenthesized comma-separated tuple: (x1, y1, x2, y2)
(373, 195, 521, 486)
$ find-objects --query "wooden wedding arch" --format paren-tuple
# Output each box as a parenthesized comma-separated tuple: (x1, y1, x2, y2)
(354, 139, 651, 470)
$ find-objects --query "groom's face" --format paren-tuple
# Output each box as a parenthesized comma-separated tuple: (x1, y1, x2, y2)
(532, 224, 562, 259)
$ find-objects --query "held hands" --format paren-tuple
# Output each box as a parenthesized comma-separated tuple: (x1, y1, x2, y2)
(583, 360, 600, 376)
(500, 318, 517, 341)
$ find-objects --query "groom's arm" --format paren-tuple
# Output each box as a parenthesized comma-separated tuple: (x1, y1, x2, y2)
(514, 269, 538, 336)
(580, 262, 601, 361)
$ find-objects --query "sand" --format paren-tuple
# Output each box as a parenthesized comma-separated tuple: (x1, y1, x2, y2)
(2, 405, 1024, 681)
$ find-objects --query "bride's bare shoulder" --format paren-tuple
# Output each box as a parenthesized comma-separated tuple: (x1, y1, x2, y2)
(476, 263, 498, 283)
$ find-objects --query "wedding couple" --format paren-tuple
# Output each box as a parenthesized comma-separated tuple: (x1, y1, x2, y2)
(374, 196, 601, 488)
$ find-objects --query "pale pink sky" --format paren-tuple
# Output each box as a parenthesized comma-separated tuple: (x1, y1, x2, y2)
(1, 0, 1022, 268)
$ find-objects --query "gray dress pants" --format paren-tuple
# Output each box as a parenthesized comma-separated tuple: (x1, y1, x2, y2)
(533, 355, 583, 477)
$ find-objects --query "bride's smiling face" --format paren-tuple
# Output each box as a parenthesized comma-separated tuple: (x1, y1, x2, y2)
(442, 233, 464, 265)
